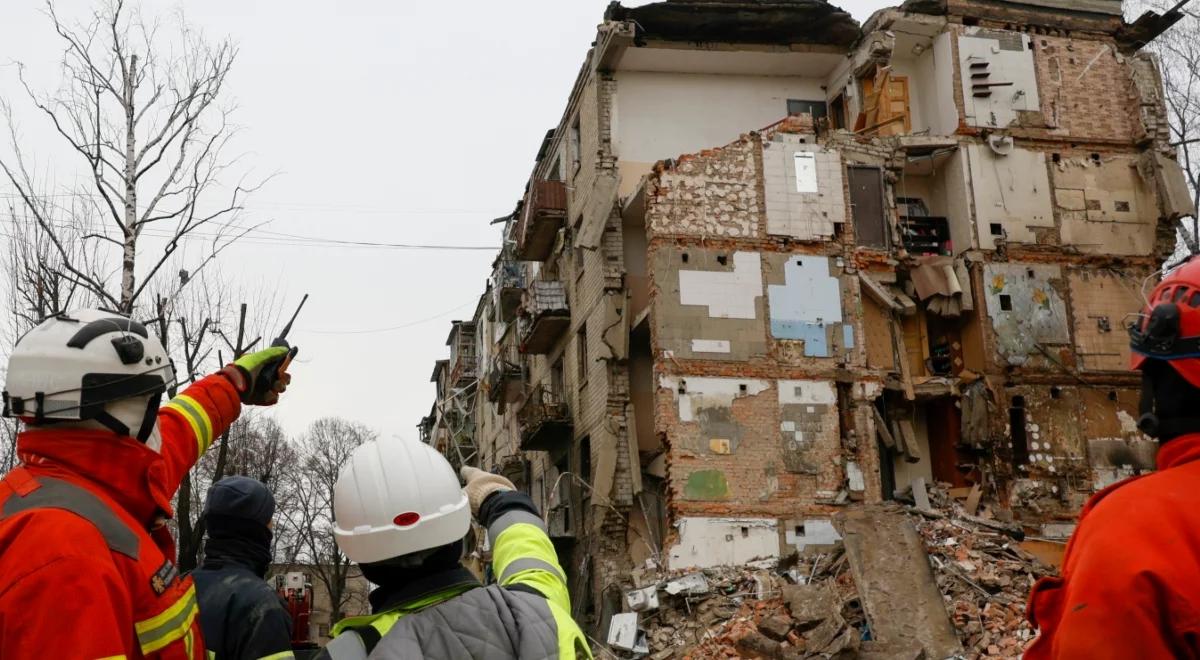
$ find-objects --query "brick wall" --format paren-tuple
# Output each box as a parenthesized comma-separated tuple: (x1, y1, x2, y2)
(1031, 34, 1138, 143)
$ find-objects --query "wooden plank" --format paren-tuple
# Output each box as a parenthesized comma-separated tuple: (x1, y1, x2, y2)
(898, 419, 922, 462)
(965, 483, 983, 516)
(873, 406, 897, 449)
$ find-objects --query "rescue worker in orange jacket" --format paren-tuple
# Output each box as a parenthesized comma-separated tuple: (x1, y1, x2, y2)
(1026, 258, 1200, 658)
(0, 309, 296, 659)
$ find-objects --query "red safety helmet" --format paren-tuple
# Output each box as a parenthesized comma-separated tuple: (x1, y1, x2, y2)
(1130, 257, 1200, 389)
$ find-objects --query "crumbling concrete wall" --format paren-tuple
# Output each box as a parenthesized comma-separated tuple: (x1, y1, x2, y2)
(658, 376, 843, 516)
(646, 136, 762, 238)
(981, 263, 1070, 367)
(1067, 269, 1146, 372)
(651, 247, 769, 362)
(1053, 154, 1159, 256)
(967, 144, 1054, 250)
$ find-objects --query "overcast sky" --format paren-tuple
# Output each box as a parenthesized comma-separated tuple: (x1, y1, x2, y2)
(0, 0, 895, 441)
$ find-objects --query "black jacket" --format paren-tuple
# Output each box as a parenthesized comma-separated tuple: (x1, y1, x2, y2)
(193, 556, 294, 659)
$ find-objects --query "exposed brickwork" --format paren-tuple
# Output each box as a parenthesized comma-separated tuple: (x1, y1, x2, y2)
(1031, 34, 1137, 143)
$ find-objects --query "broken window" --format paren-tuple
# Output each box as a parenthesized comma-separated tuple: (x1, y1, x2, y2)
(1010, 395, 1029, 467)
(830, 94, 847, 131)
(849, 166, 888, 249)
(570, 115, 582, 176)
(794, 152, 818, 193)
(786, 99, 829, 122)
(577, 324, 589, 388)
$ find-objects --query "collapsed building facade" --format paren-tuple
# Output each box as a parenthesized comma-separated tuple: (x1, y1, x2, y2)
(421, 0, 1193, 637)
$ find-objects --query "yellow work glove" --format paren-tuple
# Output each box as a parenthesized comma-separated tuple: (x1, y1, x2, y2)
(219, 344, 296, 406)
(460, 466, 516, 517)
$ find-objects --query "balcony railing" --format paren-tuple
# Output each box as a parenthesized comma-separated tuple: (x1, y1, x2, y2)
(515, 179, 567, 261)
(495, 260, 527, 323)
(518, 383, 573, 451)
(485, 355, 522, 406)
(521, 280, 570, 354)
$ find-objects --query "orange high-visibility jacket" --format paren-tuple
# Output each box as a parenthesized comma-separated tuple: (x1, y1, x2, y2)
(1026, 433, 1200, 659)
(0, 374, 241, 659)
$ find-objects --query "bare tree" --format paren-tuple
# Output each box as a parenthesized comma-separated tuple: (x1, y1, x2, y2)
(0, 0, 265, 315)
(1131, 1, 1200, 256)
(287, 418, 376, 620)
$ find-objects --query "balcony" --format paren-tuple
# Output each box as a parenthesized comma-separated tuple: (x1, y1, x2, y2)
(447, 322, 479, 386)
(518, 383, 573, 452)
(515, 179, 568, 261)
(520, 280, 571, 355)
(485, 356, 523, 410)
(494, 259, 526, 323)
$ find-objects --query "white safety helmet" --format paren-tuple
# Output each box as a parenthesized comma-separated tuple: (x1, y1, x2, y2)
(332, 438, 470, 564)
(2, 309, 175, 444)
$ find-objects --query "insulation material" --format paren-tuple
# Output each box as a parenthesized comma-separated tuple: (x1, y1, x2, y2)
(983, 264, 1069, 366)
(958, 29, 1040, 129)
(668, 517, 780, 570)
(778, 380, 839, 475)
(763, 135, 846, 240)
(1067, 270, 1145, 372)
(967, 144, 1054, 250)
(653, 247, 768, 362)
(661, 376, 770, 456)
(1054, 156, 1157, 257)
(767, 255, 852, 358)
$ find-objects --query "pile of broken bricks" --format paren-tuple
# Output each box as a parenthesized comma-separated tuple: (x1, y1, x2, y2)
(904, 484, 1058, 659)
(605, 483, 1059, 660)
(606, 552, 863, 659)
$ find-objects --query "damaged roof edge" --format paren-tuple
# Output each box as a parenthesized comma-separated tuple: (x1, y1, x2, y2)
(603, 0, 862, 49)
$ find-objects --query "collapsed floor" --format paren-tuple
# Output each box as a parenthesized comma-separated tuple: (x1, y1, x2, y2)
(604, 483, 1057, 660)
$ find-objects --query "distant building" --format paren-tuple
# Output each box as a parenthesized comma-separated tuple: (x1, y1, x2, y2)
(423, 0, 1192, 635)
(268, 564, 371, 645)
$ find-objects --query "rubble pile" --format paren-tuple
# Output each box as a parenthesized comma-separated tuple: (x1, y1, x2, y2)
(610, 554, 862, 660)
(607, 486, 1059, 660)
(905, 485, 1058, 659)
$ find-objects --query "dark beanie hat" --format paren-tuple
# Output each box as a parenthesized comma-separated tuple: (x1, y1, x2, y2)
(204, 476, 275, 527)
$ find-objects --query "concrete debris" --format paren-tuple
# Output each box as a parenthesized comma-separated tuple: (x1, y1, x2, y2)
(627, 585, 661, 612)
(607, 486, 1056, 659)
(609, 612, 650, 655)
(664, 573, 710, 596)
(908, 484, 1057, 659)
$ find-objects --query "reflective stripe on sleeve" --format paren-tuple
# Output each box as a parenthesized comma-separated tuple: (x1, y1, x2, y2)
(256, 653, 297, 660)
(163, 394, 214, 455)
(135, 585, 200, 654)
(487, 510, 546, 540)
(499, 556, 566, 585)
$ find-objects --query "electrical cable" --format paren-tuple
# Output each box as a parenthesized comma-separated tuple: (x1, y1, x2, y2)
(299, 299, 476, 335)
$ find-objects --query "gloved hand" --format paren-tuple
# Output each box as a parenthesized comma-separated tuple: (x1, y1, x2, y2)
(219, 344, 296, 406)
(461, 466, 515, 517)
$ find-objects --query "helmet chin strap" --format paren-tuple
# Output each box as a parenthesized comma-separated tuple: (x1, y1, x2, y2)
(1138, 368, 1200, 440)
(91, 393, 164, 445)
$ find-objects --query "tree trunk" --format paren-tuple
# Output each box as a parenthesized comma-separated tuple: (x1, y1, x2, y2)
(121, 54, 138, 312)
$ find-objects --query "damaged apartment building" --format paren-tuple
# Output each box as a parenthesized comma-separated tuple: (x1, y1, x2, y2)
(420, 0, 1194, 631)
